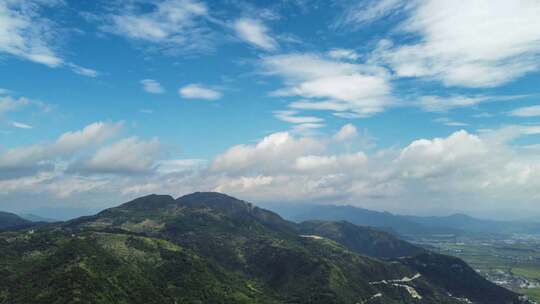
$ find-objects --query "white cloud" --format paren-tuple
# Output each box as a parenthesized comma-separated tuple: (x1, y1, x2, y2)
(418, 95, 524, 112)
(0, 96, 30, 115)
(179, 84, 222, 100)
(334, 123, 358, 141)
(0, 1, 63, 67)
(0, 121, 123, 176)
(140, 79, 165, 94)
(54, 121, 124, 153)
(3, 125, 540, 214)
(273, 110, 323, 124)
(68, 63, 99, 78)
(398, 130, 486, 178)
(103, 0, 212, 52)
(433, 117, 468, 127)
(327, 48, 359, 61)
(373, 0, 540, 87)
(337, 0, 406, 26)
(508, 105, 540, 117)
(0, 1, 98, 76)
(233, 18, 278, 51)
(11, 121, 32, 129)
(262, 53, 392, 117)
(78, 137, 161, 174)
(294, 153, 367, 173)
(211, 132, 324, 174)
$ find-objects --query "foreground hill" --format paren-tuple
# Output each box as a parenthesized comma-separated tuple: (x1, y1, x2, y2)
(0, 192, 526, 303)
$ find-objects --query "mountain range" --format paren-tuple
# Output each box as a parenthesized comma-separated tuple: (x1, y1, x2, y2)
(264, 203, 540, 237)
(0, 192, 530, 303)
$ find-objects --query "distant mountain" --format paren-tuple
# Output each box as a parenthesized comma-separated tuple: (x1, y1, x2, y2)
(268, 204, 463, 237)
(265, 203, 540, 237)
(25, 206, 100, 221)
(403, 213, 540, 235)
(19, 213, 57, 223)
(0, 211, 33, 230)
(0, 192, 526, 303)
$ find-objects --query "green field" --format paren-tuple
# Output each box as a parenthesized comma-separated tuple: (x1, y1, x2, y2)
(521, 288, 540, 303)
(512, 267, 540, 281)
(427, 239, 540, 302)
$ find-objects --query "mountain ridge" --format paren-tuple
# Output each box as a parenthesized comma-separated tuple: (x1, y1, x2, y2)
(0, 192, 527, 303)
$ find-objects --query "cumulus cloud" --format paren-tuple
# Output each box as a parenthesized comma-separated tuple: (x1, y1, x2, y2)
(262, 53, 392, 117)
(140, 79, 165, 94)
(211, 132, 324, 174)
(179, 84, 222, 100)
(334, 123, 358, 141)
(76, 137, 161, 174)
(3, 123, 540, 215)
(0, 121, 123, 178)
(372, 0, 540, 87)
(233, 18, 278, 51)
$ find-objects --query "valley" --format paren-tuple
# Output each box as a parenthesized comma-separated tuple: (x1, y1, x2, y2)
(412, 234, 540, 303)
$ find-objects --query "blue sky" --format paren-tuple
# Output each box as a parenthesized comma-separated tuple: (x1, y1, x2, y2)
(1, 0, 540, 219)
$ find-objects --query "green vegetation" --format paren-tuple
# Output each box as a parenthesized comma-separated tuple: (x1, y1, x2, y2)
(0, 192, 526, 303)
(521, 288, 540, 303)
(512, 267, 540, 281)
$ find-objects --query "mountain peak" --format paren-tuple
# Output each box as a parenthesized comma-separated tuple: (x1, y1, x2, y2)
(113, 194, 175, 211)
(176, 191, 255, 212)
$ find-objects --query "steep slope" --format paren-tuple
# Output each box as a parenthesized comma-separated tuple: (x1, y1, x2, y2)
(0, 192, 527, 303)
(0, 211, 33, 230)
(297, 220, 426, 259)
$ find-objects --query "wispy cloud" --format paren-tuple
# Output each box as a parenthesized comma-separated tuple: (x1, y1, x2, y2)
(337, 0, 407, 27)
(371, 0, 540, 88)
(179, 84, 222, 100)
(0, 1, 98, 76)
(327, 48, 359, 61)
(140, 79, 165, 94)
(433, 117, 468, 127)
(0, 96, 30, 115)
(11, 121, 32, 129)
(508, 105, 540, 117)
(262, 53, 392, 117)
(101, 0, 213, 53)
(418, 95, 525, 113)
(0, 1, 63, 67)
(68, 63, 99, 78)
(233, 18, 278, 51)
(273, 110, 323, 124)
